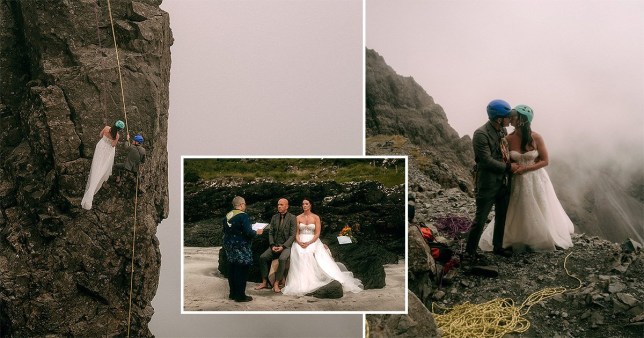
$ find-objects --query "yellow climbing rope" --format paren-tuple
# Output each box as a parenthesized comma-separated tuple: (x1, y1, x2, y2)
(126, 173, 140, 337)
(106, 0, 130, 138)
(104, 1, 139, 336)
(431, 252, 582, 338)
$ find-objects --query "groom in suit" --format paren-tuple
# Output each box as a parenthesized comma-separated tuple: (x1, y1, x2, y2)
(256, 198, 297, 292)
(465, 99, 519, 262)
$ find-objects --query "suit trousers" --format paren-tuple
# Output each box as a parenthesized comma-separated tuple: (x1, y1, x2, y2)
(259, 247, 290, 282)
(465, 184, 510, 254)
(228, 263, 249, 300)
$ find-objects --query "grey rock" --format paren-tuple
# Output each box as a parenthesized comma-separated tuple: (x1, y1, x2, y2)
(616, 293, 639, 307)
(367, 292, 439, 338)
(621, 238, 642, 253)
(608, 281, 627, 293)
(307, 280, 343, 299)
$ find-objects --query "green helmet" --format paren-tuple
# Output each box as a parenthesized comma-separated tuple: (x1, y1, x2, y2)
(115, 120, 125, 129)
(514, 105, 533, 123)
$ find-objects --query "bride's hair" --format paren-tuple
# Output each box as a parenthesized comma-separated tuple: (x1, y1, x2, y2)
(302, 198, 313, 210)
(518, 115, 535, 151)
(109, 124, 119, 140)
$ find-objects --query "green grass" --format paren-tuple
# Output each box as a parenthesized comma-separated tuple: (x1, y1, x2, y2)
(183, 158, 405, 187)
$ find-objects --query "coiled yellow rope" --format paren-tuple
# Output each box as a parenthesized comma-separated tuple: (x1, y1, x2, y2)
(432, 252, 582, 338)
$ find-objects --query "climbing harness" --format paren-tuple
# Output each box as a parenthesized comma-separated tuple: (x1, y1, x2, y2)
(431, 252, 582, 337)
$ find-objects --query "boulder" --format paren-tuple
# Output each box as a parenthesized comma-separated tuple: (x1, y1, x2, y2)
(367, 292, 440, 337)
(407, 225, 436, 305)
(307, 280, 343, 299)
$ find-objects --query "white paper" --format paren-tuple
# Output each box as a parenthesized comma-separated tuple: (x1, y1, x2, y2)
(337, 235, 352, 244)
(252, 223, 269, 231)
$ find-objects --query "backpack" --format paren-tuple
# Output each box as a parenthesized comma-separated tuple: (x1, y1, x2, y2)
(415, 223, 453, 264)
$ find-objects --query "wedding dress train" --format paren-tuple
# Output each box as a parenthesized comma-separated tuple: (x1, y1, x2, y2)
(81, 136, 116, 210)
(479, 150, 574, 251)
(281, 223, 363, 296)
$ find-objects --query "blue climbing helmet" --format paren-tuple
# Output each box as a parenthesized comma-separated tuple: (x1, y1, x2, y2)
(514, 105, 534, 123)
(114, 120, 125, 129)
(486, 99, 512, 120)
(133, 134, 144, 144)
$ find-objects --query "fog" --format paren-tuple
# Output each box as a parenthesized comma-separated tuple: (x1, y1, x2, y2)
(367, 0, 644, 240)
(150, 0, 364, 337)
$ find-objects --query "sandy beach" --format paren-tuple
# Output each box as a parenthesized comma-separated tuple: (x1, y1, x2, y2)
(183, 247, 406, 312)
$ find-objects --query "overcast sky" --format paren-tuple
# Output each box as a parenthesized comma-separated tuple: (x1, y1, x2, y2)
(151, 0, 364, 337)
(367, 0, 644, 160)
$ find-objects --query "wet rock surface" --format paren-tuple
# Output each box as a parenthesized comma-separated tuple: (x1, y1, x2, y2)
(0, 1, 171, 336)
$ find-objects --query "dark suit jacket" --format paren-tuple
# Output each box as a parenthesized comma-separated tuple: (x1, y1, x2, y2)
(473, 121, 509, 198)
(269, 212, 296, 248)
(122, 143, 146, 172)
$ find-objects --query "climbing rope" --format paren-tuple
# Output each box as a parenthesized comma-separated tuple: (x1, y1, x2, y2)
(104, 1, 139, 336)
(126, 173, 140, 337)
(106, 0, 130, 137)
(93, 0, 108, 125)
(431, 252, 582, 337)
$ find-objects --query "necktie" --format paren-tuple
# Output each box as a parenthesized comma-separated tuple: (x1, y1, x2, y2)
(500, 138, 510, 163)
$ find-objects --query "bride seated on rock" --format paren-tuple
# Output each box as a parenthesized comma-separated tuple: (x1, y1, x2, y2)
(281, 198, 363, 296)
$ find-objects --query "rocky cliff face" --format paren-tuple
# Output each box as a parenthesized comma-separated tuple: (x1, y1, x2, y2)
(366, 48, 473, 193)
(0, 1, 170, 336)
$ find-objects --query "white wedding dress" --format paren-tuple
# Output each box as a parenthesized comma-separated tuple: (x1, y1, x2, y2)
(281, 223, 363, 296)
(479, 150, 574, 251)
(81, 136, 116, 210)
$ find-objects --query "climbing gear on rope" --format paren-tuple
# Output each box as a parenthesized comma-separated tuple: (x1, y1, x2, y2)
(431, 252, 582, 337)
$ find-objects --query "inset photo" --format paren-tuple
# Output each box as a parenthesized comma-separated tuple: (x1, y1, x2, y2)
(181, 157, 407, 313)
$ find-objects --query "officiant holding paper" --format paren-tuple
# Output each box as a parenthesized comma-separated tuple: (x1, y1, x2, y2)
(256, 198, 297, 293)
(223, 196, 263, 302)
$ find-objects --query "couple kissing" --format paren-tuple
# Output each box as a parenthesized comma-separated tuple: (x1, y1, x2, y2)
(465, 100, 575, 266)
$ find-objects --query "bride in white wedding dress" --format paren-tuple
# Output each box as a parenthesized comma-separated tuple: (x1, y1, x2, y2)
(480, 106, 574, 252)
(281, 199, 363, 296)
(81, 120, 124, 210)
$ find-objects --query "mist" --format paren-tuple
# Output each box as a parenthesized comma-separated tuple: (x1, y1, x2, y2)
(367, 0, 644, 241)
(151, 0, 364, 336)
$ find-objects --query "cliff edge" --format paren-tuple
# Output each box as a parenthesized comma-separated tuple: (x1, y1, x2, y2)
(0, 1, 171, 336)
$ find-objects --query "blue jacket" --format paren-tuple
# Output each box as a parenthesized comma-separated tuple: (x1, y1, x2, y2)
(223, 210, 256, 265)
